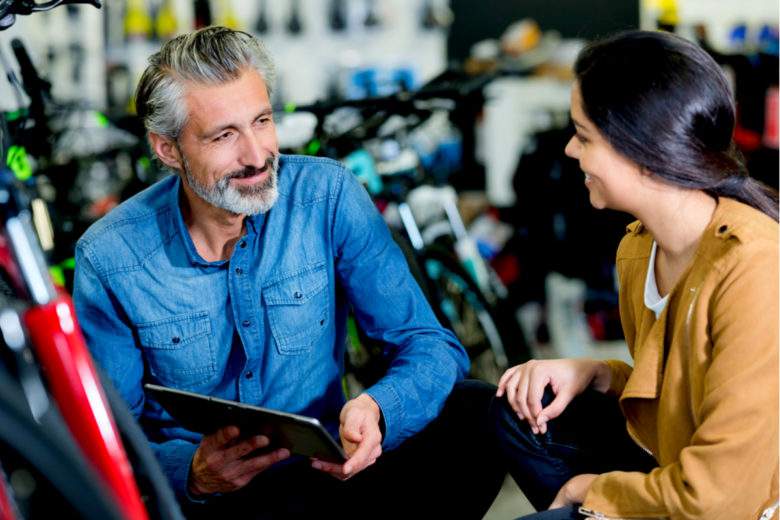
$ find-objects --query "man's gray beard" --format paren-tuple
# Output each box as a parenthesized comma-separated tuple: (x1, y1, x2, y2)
(182, 154, 280, 216)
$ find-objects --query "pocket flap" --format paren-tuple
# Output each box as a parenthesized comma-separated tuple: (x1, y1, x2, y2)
(263, 264, 328, 306)
(137, 312, 211, 349)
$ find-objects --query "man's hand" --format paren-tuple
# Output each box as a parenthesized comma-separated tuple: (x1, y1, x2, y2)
(188, 425, 290, 496)
(311, 393, 383, 480)
(549, 473, 598, 509)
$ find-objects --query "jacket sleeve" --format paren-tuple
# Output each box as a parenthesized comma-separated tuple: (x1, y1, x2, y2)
(584, 245, 779, 519)
(604, 359, 632, 396)
(330, 168, 469, 449)
(73, 244, 198, 499)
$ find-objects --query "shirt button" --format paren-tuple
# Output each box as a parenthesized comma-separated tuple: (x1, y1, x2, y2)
(235, 267, 243, 275)
(242, 320, 251, 327)
(245, 371, 253, 379)
(239, 241, 247, 249)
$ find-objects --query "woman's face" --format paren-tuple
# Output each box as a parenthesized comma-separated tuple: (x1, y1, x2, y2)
(564, 83, 646, 213)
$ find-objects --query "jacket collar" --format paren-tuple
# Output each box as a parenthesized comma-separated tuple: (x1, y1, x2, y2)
(618, 197, 763, 401)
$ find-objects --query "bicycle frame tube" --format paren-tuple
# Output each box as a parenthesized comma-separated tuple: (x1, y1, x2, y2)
(0, 169, 148, 519)
(24, 297, 149, 520)
(0, 462, 18, 520)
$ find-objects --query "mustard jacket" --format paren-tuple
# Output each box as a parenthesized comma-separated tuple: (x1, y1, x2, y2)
(581, 198, 779, 520)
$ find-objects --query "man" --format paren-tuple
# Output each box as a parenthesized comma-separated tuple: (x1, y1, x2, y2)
(74, 26, 504, 518)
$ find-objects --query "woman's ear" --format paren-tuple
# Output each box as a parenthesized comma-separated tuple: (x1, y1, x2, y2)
(148, 133, 183, 171)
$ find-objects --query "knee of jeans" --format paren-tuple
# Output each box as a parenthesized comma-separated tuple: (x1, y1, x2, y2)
(488, 393, 517, 430)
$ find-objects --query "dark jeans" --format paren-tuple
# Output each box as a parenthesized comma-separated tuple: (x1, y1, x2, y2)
(490, 388, 657, 520)
(182, 380, 506, 519)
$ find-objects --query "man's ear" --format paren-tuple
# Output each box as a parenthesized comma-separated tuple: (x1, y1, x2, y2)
(149, 132, 183, 171)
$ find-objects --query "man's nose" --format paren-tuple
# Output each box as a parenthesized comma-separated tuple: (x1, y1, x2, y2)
(239, 132, 268, 169)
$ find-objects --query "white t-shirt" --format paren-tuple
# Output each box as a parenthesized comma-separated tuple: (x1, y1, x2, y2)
(644, 241, 669, 319)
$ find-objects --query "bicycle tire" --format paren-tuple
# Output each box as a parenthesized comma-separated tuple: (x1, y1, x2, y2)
(98, 370, 185, 520)
(421, 245, 530, 380)
(0, 366, 123, 520)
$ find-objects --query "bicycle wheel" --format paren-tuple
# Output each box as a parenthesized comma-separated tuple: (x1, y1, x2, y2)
(98, 370, 185, 520)
(0, 366, 123, 520)
(422, 245, 530, 382)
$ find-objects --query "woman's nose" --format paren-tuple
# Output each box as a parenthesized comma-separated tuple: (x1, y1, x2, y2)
(564, 135, 579, 159)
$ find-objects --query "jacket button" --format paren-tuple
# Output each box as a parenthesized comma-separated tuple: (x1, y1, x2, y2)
(171, 336, 180, 344)
(235, 267, 243, 275)
(242, 320, 251, 327)
(245, 371, 253, 379)
(294, 291, 303, 299)
(239, 241, 247, 249)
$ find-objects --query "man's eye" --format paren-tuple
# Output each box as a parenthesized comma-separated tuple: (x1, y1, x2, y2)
(215, 132, 232, 142)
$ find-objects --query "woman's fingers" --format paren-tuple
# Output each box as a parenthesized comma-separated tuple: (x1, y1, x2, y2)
(504, 366, 524, 416)
(537, 390, 574, 434)
(514, 367, 534, 430)
(496, 365, 519, 397)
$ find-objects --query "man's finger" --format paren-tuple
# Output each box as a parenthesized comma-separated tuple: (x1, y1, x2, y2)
(223, 435, 270, 462)
(213, 425, 241, 447)
(340, 419, 363, 444)
(311, 459, 349, 480)
(239, 448, 290, 476)
(343, 430, 380, 474)
(367, 444, 382, 466)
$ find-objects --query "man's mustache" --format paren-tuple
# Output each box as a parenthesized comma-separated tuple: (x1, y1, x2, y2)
(228, 155, 277, 180)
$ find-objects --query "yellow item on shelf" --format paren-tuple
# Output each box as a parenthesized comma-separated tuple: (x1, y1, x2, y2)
(155, 0, 178, 40)
(124, 0, 152, 39)
(216, 0, 240, 30)
(644, 0, 679, 27)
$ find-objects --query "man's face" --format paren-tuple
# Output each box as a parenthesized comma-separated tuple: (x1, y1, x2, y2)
(175, 68, 280, 215)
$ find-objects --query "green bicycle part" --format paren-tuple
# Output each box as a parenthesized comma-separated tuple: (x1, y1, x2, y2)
(305, 139, 321, 156)
(49, 266, 66, 288)
(6, 145, 32, 181)
(4, 108, 27, 122)
(95, 112, 110, 128)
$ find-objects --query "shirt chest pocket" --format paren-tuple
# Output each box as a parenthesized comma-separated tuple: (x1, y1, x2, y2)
(136, 311, 217, 389)
(262, 263, 330, 355)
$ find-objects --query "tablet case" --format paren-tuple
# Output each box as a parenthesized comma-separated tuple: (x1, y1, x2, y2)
(144, 383, 346, 463)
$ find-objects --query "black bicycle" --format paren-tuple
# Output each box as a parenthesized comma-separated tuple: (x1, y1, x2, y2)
(288, 68, 532, 386)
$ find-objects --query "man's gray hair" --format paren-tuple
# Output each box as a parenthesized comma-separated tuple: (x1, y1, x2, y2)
(135, 26, 276, 140)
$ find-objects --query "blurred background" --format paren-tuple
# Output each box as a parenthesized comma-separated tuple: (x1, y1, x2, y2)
(0, 2, 776, 516)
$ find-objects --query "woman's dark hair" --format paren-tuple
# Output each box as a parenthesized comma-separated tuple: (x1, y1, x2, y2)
(574, 30, 778, 221)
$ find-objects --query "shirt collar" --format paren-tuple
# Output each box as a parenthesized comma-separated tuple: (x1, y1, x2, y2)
(168, 175, 264, 267)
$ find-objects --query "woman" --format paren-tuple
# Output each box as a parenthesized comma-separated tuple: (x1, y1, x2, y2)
(492, 30, 778, 520)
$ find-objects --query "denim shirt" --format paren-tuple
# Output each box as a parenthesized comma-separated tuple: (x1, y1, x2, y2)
(73, 154, 469, 498)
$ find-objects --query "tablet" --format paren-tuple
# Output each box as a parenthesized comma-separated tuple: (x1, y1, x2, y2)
(144, 384, 346, 463)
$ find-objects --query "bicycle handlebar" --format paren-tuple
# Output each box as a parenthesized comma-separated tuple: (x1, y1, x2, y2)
(0, 0, 101, 31)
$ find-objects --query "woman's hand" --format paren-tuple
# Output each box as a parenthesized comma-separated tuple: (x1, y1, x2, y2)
(549, 473, 598, 509)
(496, 358, 611, 434)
